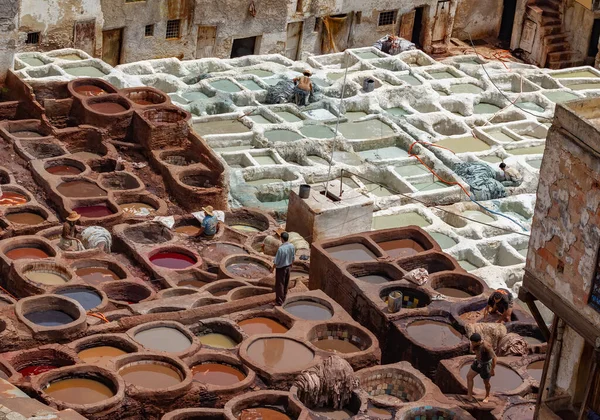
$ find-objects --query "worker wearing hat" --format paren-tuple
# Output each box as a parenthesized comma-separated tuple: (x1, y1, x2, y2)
(199, 205, 219, 239)
(293, 70, 314, 106)
(59, 211, 82, 251)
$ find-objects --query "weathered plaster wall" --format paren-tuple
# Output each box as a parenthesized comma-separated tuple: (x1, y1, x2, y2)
(18, 0, 103, 56)
(0, 0, 19, 82)
(563, 0, 597, 61)
(555, 325, 586, 395)
(101, 0, 196, 63)
(452, 0, 503, 39)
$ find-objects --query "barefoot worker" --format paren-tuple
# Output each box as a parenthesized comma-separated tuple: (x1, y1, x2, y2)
(484, 288, 514, 323)
(271, 231, 295, 306)
(467, 333, 497, 403)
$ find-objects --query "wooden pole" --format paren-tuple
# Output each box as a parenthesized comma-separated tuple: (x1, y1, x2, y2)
(578, 353, 599, 420)
(535, 316, 559, 420)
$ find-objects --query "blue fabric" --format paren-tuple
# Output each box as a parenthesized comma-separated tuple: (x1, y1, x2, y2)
(274, 242, 295, 268)
(201, 215, 218, 236)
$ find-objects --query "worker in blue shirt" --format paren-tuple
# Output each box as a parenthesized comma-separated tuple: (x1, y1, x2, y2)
(271, 231, 295, 305)
(199, 205, 219, 239)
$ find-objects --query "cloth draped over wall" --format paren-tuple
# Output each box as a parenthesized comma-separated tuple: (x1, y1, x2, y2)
(321, 14, 353, 53)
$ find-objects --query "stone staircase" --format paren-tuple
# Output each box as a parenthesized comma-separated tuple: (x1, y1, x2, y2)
(532, 0, 584, 69)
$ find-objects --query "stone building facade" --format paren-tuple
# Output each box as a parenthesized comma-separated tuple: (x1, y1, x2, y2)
(521, 97, 600, 418)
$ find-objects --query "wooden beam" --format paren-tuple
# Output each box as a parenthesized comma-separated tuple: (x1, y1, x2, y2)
(520, 287, 551, 340)
(523, 269, 600, 346)
(535, 316, 559, 420)
(578, 354, 598, 420)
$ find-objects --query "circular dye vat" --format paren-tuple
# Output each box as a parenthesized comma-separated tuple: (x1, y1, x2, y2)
(150, 252, 196, 269)
(133, 327, 192, 353)
(119, 202, 155, 216)
(503, 404, 534, 419)
(89, 102, 127, 114)
(57, 288, 102, 310)
(12, 130, 43, 138)
(0, 192, 28, 206)
(73, 85, 107, 97)
(75, 267, 119, 286)
(26, 271, 68, 285)
(57, 181, 107, 198)
(367, 405, 393, 419)
(378, 239, 425, 258)
(435, 287, 473, 298)
(24, 310, 74, 326)
(174, 225, 201, 236)
(230, 224, 261, 233)
(527, 360, 544, 382)
(78, 346, 128, 363)
(406, 320, 463, 348)
(46, 165, 83, 176)
(313, 339, 360, 354)
(118, 362, 182, 388)
(5, 247, 49, 260)
(326, 243, 377, 261)
(226, 262, 270, 279)
(246, 338, 314, 371)
(19, 365, 58, 378)
(5, 212, 45, 225)
(238, 318, 289, 335)
(356, 274, 391, 284)
(238, 407, 291, 420)
(203, 243, 248, 262)
(283, 300, 333, 321)
(460, 362, 523, 392)
(72, 204, 114, 218)
(177, 279, 207, 288)
(198, 333, 237, 349)
(44, 378, 114, 405)
(191, 363, 246, 386)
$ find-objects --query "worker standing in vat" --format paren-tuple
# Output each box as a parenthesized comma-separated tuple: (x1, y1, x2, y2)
(467, 333, 497, 403)
(271, 231, 295, 305)
(58, 212, 84, 251)
(498, 163, 522, 187)
(198, 205, 219, 239)
(483, 288, 514, 323)
(293, 70, 313, 106)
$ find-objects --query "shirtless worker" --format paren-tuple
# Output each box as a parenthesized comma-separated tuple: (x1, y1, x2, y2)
(484, 288, 514, 323)
(293, 70, 313, 106)
(467, 333, 497, 403)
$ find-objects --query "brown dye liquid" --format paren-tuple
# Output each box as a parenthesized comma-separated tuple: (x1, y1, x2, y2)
(5, 212, 45, 225)
(246, 337, 314, 371)
(57, 180, 106, 198)
(366, 405, 393, 419)
(313, 339, 360, 354)
(132, 98, 154, 105)
(527, 360, 544, 382)
(5, 247, 49, 260)
(357, 274, 391, 284)
(26, 271, 67, 285)
(89, 102, 127, 114)
(226, 262, 270, 279)
(502, 404, 534, 419)
(326, 243, 376, 261)
(46, 165, 83, 175)
(44, 378, 114, 404)
(191, 363, 246, 386)
(78, 346, 128, 363)
(0, 192, 28, 206)
(238, 317, 288, 335)
(73, 85, 107, 97)
(134, 327, 192, 353)
(378, 239, 425, 258)
(177, 279, 207, 288)
(76, 267, 119, 285)
(406, 320, 463, 348)
(311, 408, 354, 419)
(238, 407, 291, 420)
(174, 225, 201, 235)
(119, 363, 182, 388)
(460, 363, 523, 392)
(12, 131, 43, 138)
(436, 287, 473, 298)
(203, 243, 248, 262)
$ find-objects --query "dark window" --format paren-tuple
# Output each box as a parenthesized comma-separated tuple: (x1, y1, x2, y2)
(588, 19, 600, 58)
(356, 11, 362, 24)
(314, 17, 322, 32)
(166, 19, 181, 39)
(125, 0, 145, 3)
(378, 10, 397, 26)
(26, 32, 40, 44)
(145, 24, 154, 37)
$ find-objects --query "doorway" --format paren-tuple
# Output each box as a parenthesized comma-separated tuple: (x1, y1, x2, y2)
(588, 19, 600, 58)
(230, 36, 258, 58)
(499, 0, 517, 44)
(412, 7, 424, 46)
(102, 28, 123, 67)
(432, 1, 450, 43)
(196, 25, 217, 58)
(286, 22, 303, 60)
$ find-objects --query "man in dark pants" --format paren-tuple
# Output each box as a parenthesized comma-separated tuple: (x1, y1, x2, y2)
(271, 231, 295, 305)
(467, 333, 497, 403)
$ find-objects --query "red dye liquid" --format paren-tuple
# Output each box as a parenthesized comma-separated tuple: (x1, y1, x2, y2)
(89, 102, 127, 114)
(72, 205, 114, 218)
(19, 365, 58, 378)
(150, 252, 196, 269)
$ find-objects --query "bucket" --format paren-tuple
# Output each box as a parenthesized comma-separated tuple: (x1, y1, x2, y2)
(299, 184, 311, 199)
(363, 78, 375, 93)
(388, 291, 403, 313)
